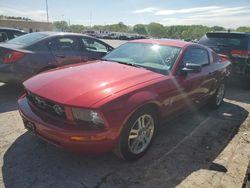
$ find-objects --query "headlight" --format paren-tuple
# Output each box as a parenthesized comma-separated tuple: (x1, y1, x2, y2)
(72, 108, 104, 126)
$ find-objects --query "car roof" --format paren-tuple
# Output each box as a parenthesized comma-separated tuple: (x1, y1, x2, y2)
(34, 31, 108, 43)
(130, 39, 191, 48)
(0, 27, 26, 32)
(37, 31, 91, 37)
(206, 31, 250, 36)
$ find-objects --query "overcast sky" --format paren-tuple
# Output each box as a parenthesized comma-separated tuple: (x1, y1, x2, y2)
(0, 0, 250, 28)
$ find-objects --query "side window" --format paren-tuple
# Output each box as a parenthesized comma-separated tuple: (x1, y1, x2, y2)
(0, 32, 8, 42)
(47, 39, 58, 50)
(57, 37, 80, 51)
(81, 37, 108, 53)
(183, 48, 209, 66)
(13, 31, 25, 38)
(7, 32, 14, 40)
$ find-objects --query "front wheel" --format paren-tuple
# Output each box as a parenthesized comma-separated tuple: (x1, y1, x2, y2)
(114, 108, 158, 161)
(209, 82, 225, 109)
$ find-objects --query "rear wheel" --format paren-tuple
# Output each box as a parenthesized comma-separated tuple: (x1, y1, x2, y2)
(209, 82, 225, 109)
(114, 108, 158, 161)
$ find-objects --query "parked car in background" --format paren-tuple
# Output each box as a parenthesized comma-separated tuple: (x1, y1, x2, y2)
(0, 32, 113, 84)
(18, 39, 231, 161)
(83, 30, 148, 40)
(199, 32, 250, 87)
(0, 27, 27, 42)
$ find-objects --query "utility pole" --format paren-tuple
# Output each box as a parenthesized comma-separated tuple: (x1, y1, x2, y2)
(45, 0, 49, 23)
(90, 10, 92, 28)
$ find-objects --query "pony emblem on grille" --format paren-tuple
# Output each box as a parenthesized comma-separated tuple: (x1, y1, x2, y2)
(34, 96, 47, 109)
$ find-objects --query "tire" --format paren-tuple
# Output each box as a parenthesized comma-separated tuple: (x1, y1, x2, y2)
(114, 107, 158, 161)
(209, 82, 226, 109)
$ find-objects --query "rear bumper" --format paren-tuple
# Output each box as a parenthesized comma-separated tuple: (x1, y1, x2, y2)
(18, 96, 117, 154)
(232, 59, 250, 76)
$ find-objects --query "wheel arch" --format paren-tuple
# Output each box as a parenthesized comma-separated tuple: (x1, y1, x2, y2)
(118, 100, 161, 136)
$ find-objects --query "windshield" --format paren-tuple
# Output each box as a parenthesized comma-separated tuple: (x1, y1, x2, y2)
(7, 32, 48, 45)
(103, 42, 181, 74)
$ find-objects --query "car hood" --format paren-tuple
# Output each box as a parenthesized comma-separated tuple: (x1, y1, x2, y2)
(23, 61, 163, 107)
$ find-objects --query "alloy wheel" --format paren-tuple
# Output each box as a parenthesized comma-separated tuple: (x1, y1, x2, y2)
(128, 114, 155, 154)
(216, 83, 225, 106)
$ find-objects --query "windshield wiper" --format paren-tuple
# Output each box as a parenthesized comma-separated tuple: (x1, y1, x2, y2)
(101, 58, 144, 69)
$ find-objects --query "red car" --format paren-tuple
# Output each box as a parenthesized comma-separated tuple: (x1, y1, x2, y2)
(18, 39, 231, 161)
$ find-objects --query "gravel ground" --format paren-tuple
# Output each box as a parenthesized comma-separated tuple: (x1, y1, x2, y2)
(0, 40, 249, 188)
(0, 82, 249, 188)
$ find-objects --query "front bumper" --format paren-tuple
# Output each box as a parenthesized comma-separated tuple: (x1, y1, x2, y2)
(18, 96, 117, 154)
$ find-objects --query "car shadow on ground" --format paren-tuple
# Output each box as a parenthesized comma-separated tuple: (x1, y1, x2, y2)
(2, 101, 248, 188)
(0, 83, 24, 113)
(226, 86, 250, 104)
(226, 77, 250, 104)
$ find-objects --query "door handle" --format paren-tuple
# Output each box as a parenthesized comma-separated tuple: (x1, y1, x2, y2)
(55, 54, 65, 58)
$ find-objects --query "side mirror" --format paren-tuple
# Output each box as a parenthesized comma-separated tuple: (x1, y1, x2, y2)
(181, 63, 202, 74)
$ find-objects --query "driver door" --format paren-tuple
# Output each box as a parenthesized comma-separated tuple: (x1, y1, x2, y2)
(176, 47, 212, 107)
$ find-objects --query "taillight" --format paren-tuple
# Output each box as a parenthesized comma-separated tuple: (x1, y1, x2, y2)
(231, 50, 250, 59)
(2, 51, 24, 64)
(218, 54, 230, 61)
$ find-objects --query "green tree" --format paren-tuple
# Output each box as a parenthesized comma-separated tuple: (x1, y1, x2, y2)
(53, 21, 69, 32)
(211, 26, 226, 31)
(146, 22, 165, 38)
(68, 25, 85, 33)
(133, 24, 147, 35)
(236, 26, 250, 32)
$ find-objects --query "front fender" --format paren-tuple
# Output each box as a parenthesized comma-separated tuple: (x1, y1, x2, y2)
(99, 90, 160, 137)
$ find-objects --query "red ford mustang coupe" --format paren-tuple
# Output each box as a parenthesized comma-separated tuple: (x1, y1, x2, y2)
(18, 39, 231, 161)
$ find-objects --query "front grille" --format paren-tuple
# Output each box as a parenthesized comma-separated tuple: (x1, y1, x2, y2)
(26, 91, 66, 119)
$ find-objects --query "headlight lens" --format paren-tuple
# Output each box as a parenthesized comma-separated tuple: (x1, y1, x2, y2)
(72, 108, 104, 126)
